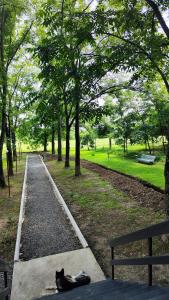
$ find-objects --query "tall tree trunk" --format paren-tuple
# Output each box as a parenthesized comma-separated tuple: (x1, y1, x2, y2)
(44, 132, 48, 152)
(0, 105, 6, 187)
(51, 126, 55, 155)
(75, 101, 81, 176)
(109, 137, 112, 150)
(126, 138, 128, 152)
(0, 145, 5, 187)
(57, 114, 62, 161)
(12, 130, 17, 161)
(6, 121, 13, 176)
(65, 118, 70, 168)
(123, 137, 126, 154)
(0, 7, 6, 187)
(162, 136, 166, 154)
(164, 138, 169, 215)
(147, 138, 151, 154)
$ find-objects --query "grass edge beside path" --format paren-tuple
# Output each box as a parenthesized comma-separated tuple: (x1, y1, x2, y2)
(79, 149, 165, 189)
(0, 155, 26, 261)
(45, 159, 168, 286)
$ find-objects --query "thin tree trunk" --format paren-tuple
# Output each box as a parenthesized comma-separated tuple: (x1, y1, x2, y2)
(164, 138, 169, 215)
(126, 138, 128, 152)
(162, 136, 166, 154)
(44, 132, 48, 152)
(65, 120, 70, 168)
(57, 114, 62, 161)
(109, 137, 112, 150)
(0, 145, 5, 187)
(123, 137, 126, 154)
(147, 138, 152, 154)
(75, 100, 81, 176)
(0, 105, 6, 187)
(51, 126, 55, 155)
(12, 130, 17, 161)
(0, 7, 6, 187)
(6, 121, 13, 176)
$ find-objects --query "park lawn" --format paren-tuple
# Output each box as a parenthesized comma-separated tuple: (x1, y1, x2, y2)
(13, 138, 165, 189)
(0, 155, 26, 261)
(79, 149, 165, 189)
(46, 159, 167, 284)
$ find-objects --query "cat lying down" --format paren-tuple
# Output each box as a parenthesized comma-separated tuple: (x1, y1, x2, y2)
(56, 268, 91, 292)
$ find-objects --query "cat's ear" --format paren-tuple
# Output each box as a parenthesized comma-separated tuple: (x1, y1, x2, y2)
(61, 268, 64, 275)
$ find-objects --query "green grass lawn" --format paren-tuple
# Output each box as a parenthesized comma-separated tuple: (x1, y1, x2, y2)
(10, 138, 166, 189)
(79, 148, 165, 189)
(71, 140, 165, 190)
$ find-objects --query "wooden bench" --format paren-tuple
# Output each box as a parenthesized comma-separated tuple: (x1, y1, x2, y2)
(137, 154, 156, 165)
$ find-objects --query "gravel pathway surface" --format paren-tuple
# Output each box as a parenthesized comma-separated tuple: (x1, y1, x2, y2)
(21, 155, 81, 260)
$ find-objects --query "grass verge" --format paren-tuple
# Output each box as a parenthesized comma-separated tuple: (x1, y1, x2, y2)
(0, 155, 26, 261)
(79, 148, 165, 189)
(46, 159, 169, 286)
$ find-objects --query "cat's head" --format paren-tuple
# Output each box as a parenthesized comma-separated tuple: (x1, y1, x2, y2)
(56, 268, 64, 279)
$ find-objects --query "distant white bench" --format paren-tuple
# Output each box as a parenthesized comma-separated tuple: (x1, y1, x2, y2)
(137, 154, 156, 165)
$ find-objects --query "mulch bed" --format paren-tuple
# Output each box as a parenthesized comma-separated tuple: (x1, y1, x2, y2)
(42, 152, 165, 211)
(81, 160, 165, 211)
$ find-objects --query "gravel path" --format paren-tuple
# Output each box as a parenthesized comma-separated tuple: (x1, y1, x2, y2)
(21, 155, 81, 260)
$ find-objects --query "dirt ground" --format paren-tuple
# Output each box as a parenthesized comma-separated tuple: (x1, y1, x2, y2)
(81, 160, 165, 211)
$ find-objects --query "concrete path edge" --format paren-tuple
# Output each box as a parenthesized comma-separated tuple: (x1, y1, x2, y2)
(14, 155, 28, 262)
(40, 155, 88, 249)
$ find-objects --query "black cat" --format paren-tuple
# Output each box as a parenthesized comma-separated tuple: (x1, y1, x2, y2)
(55, 268, 91, 292)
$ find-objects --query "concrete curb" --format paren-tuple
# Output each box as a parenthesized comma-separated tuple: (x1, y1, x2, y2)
(40, 155, 88, 249)
(14, 155, 28, 262)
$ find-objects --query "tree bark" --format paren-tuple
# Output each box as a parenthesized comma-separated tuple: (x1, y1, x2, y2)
(51, 126, 55, 155)
(75, 100, 81, 176)
(12, 130, 17, 161)
(164, 138, 169, 215)
(147, 138, 152, 154)
(43, 132, 48, 152)
(162, 136, 166, 154)
(123, 137, 126, 154)
(0, 6, 6, 187)
(109, 137, 112, 150)
(126, 137, 128, 152)
(146, 0, 169, 39)
(0, 104, 6, 187)
(6, 121, 13, 176)
(57, 114, 62, 161)
(65, 117, 70, 168)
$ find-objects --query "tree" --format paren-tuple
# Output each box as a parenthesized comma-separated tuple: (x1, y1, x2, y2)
(0, 0, 33, 187)
(36, 0, 112, 175)
(94, 0, 169, 212)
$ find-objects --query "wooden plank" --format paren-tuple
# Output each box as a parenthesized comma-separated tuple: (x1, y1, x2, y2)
(110, 220, 169, 247)
(112, 255, 169, 266)
(0, 259, 9, 272)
